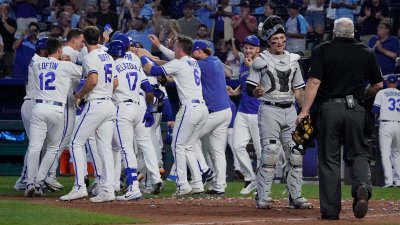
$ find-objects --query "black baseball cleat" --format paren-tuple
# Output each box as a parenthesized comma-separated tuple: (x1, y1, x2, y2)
(353, 185, 369, 219)
(320, 215, 339, 220)
(205, 189, 224, 196)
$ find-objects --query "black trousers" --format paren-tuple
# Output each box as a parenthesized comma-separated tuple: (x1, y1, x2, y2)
(317, 101, 372, 217)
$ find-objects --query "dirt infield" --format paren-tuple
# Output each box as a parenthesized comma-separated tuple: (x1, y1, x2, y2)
(4, 196, 400, 225)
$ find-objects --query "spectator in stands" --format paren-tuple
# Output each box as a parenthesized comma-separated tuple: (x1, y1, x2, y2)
(77, 17, 94, 31)
(303, 0, 325, 45)
(258, 2, 276, 24)
(11, 22, 39, 78)
(285, 2, 308, 55)
(125, 16, 154, 51)
(368, 21, 400, 75)
(231, 0, 257, 43)
(159, 19, 181, 48)
(135, 0, 156, 21)
(86, 12, 98, 27)
(331, 0, 357, 22)
(58, 11, 72, 39)
(0, 3, 16, 76)
(195, 0, 217, 30)
(63, 2, 80, 28)
(169, 0, 185, 19)
(96, 0, 119, 31)
(357, 0, 390, 45)
(151, 5, 168, 38)
(178, 3, 202, 39)
(210, 0, 233, 44)
(195, 24, 215, 54)
(13, 0, 38, 39)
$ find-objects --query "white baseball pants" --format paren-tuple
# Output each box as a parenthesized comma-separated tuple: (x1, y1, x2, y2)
(379, 121, 400, 186)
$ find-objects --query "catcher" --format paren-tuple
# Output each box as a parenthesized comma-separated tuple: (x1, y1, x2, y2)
(246, 15, 313, 209)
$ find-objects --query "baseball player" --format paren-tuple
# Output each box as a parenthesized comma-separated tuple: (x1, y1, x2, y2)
(14, 37, 48, 191)
(44, 28, 86, 191)
(227, 35, 261, 195)
(25, 37, 82, 197)
(246, 16, 312, 209)
(191, 40, 232, 195)
(135, 34, 208, 195)
(108, 39, 156, 200)
(372, 74, 400, 188)
(60, 26, 116, 202)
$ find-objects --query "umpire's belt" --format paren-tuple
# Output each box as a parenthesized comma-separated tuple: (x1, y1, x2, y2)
(35, 99, 63, 107)
(381, 120, 400, 123)
(324, 98, 359, 104)
(264, 101, 293, 109)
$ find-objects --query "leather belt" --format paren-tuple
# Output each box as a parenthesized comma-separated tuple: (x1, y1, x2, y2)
(325, 98, 359, 104)
(264, 101, 293, 109)
(381, 120, 400, 123)
(35, 99, 63, 106)
(87, 97, 111, 102)
(123, 99, 133, 103)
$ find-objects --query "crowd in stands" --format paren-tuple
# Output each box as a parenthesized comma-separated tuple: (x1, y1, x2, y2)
(0, 0, 399, 79)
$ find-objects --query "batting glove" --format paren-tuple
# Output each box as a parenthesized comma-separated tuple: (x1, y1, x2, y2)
(143, 104, 154, 127)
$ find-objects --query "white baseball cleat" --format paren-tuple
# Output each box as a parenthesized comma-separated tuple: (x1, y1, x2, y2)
(288, 197, 313, 209)
(116, 191, 142, 201)
(14, 179, 26, 191)
(175, 185, 193, 196)
(45, 177, 64, 190)
(60, 186, 88, 201)
(89, 190, 115, 203)
(240, 181, 256, 195)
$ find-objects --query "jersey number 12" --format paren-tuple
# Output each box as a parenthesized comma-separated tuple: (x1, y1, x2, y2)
(39, 72, 56, 90)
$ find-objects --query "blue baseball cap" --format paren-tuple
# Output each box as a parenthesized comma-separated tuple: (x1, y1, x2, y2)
(36, 37, 48, 50)
(112, 34, 130, 50)
(242, 35, 260, 47)
(192, 40, 209, 52)
(387, 74, 398, 83)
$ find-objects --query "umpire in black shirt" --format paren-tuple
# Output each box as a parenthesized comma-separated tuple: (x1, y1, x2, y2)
(297, 18, 383, 220)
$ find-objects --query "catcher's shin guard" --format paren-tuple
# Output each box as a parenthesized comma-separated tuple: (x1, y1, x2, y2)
(256, 166, 275, 209)
(286, 146, 304, 200)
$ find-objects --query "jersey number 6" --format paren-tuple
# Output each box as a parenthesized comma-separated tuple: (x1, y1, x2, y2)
(194, 69, 200, 86)
(39, 72, 56, 90)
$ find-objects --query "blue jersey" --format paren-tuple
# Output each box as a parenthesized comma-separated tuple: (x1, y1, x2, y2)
(12, 38, 36, 78)
(238, 63, 260, 114)
(198, 56, 231, 112)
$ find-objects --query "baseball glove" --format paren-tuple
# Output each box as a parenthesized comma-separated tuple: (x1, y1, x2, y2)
(292, 115, 314, 146)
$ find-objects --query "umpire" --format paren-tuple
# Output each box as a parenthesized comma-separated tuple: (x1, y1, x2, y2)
(297, 18, 383, 220)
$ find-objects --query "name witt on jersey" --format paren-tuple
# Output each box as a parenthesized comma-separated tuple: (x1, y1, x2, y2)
(37, 62, 58, 70)
(384, 91, 400, 97)
(98, 54, 112, 62)
(116, 62, 139, 73)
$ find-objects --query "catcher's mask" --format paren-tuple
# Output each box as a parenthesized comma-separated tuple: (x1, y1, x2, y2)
(258, 15, 286, 41)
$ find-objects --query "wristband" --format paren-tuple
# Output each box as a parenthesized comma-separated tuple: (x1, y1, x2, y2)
(140, 56, 151, 65)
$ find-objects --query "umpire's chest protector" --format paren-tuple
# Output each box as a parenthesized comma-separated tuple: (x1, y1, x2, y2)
(253, 50, 300, 102)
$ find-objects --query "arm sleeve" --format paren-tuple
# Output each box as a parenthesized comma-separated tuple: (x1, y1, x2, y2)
(371, 91, 382, 113)
(140, 78, 153, 93)
(163, 97, 174, 121)
(159, 59, 181, 77)
(159, 45, 175, 61)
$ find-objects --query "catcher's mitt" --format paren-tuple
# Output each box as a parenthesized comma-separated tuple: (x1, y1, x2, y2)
(292, 115, 314, 146)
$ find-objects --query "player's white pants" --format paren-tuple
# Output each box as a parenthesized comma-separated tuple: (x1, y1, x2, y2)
(26, 103, 65, 185)
(112, 102, 141, 188)
(85, 135, 102, 179)
(232, 112, 261, 182)
(69, 100, 115, 192)
(172, 103, 208, 190)
(196, 108, 231, 192)
(151, 112, 164, 168)
(48, 99, 76, 178)
(18, 99, 34, 183)
(227, 128, 241, 171)
(379, 121, 400, 186)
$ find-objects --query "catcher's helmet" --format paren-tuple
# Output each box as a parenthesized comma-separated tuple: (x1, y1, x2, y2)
(108, 40, 126, 57)
(258, 15, 285, 41)
(36, 37, 48, 50)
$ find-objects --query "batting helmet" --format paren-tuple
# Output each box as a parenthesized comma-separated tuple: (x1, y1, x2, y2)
(112, 34, 130, 50)
(108, 40, 126, 57)
(258, 15, 285, 41)
(36, 37, 48, 50)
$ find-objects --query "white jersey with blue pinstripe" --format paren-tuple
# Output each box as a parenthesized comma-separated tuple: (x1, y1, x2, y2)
(246, 50, 305, 103)
(161, 56, 204, 104)
(32, 57, 82, 104)
(112, 57, 148, 103)
(82, 48, 115, 100)
(25, 54, 44, 99)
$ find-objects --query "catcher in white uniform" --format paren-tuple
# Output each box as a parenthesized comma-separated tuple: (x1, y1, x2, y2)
(25, 37, 82, 197)
(372, 74, 400, 188)
(246, 16, 312, 209)
(135, 35, 209, 195)
(61, 26, 117, 202)
(14, 37, 48, 191)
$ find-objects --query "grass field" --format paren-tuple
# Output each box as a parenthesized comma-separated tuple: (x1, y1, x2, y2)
(1, 176, 400, 225)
